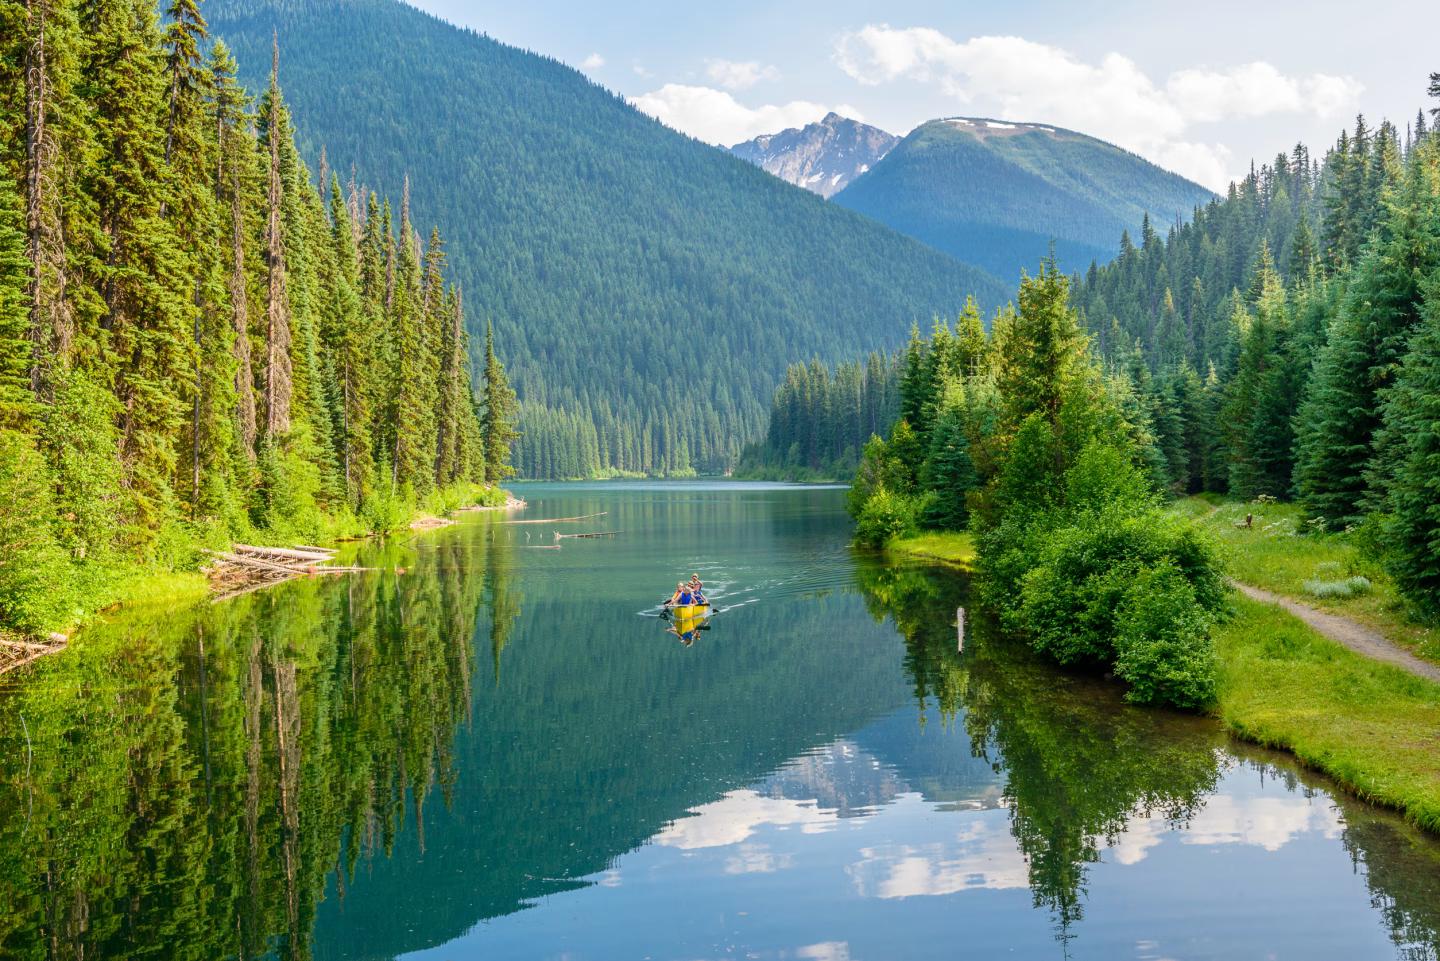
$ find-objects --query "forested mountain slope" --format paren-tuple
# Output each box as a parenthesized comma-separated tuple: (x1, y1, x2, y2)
(835, 118, 1216, 284)
(206, 0, 1007, 477)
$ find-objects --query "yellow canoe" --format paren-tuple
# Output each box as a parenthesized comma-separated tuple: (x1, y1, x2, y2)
(666, 603, 710, 620)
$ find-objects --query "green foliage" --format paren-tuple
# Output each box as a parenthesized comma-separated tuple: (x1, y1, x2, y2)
(1112, 562, 1220, 709)
(0, 430, 76, 633)
(921, 381, 977, 530)
(1295, 154, 1440, 524)
(0, 170, 32, 430)
(738, 351, 900, 480)
(834, 118, 1215, 282)
(853, 485, 927, 547)
(1378, 293, 1440, 616)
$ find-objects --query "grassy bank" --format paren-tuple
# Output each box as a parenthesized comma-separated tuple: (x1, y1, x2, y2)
(886, 532, 976, 569)
(884, 511, 1440, 832)
(1, 482, 510, 648)
(1170, 496, 1438, 663)
(1215, 596, 1440, 832)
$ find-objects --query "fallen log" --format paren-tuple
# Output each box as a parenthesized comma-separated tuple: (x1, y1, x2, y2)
(554, 530, 623, 540)
(233, 544, 336, 563)
(207, 550, 306, 577)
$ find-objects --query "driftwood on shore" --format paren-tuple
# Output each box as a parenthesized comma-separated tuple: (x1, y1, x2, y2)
(0, 633, 69, 676)
(205, 544, 375, 601)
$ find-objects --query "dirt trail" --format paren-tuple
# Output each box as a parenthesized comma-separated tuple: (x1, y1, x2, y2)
(1231, 581, 1440, 684)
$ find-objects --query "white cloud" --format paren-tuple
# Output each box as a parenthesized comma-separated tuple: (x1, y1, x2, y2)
(653, 789, 836, 850)
(847, 811, 1029, 899)
(580, 52, 605, 70)
(1183, 795, 1343, 852)
(832, 25, 1362, 189)
(631, 84, 862, 147)
(705, 58, 781, 90)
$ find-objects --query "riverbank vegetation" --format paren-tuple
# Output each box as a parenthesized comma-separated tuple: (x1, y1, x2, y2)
(759, 81, 1440, 712)
(858, 558, 1440, 930)
(0, 1, 518, 641)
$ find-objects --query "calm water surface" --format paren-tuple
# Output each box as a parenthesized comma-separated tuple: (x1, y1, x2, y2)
(2, 482, 1438, 960)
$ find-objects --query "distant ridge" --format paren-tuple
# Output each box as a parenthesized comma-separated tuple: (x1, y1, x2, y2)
(834, 116, 1217, 283)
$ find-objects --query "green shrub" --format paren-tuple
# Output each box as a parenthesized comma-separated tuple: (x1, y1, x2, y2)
(1016, 508, 1226, 666)
(1114, 562, 1219, 709)
(854, 486, 928, 547)
(0, 429, 79, 634)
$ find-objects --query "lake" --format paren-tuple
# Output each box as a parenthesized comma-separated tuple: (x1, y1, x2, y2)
(2, 481, 1437, 961)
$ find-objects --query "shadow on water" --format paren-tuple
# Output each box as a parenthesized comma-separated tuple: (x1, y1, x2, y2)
(0, 486, 1436, 961)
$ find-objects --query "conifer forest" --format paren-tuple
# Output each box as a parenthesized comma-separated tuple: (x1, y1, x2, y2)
(0, 0, 518, 634)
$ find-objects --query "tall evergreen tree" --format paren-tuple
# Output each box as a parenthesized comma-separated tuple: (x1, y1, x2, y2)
(480, 319, 518, 482)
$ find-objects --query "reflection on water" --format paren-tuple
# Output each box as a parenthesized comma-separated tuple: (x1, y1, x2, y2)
(0, 482, 1436, 961)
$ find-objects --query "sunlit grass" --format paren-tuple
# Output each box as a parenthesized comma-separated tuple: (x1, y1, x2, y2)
(1170, 496, 1439, 662)
(886, 532, 976, 569)
(1216, 596, 1440, 832)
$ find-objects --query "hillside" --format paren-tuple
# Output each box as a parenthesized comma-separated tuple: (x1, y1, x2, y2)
(729, 113, 899, 198)
(205, 0, 1006, 477)
(835, 117, 1216, 284)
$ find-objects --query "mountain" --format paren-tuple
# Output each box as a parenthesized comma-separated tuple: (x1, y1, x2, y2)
(834, 117, 1216, 284)
(729, 113, 899, 198)
(204, 0, 1006, 478)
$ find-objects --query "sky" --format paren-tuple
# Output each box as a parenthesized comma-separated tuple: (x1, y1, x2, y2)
(406, 0, 1439, 191)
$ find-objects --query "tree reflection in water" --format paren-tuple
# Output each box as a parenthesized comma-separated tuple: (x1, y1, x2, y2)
(852, 554, 1439, 956)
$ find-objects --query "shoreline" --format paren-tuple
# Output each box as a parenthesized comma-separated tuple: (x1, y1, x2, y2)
(0, 485, 516, 679)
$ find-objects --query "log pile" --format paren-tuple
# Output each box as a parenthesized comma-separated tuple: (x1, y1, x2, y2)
(0, 633, 68, 677)
(205, 544, 372, 601)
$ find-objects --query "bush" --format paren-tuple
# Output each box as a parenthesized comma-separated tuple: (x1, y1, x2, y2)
(0, 429, 79, 634)
(854, 486, 928, 547)
(1016, 507, 1227, 668)
(1114, 562, 1219, 709)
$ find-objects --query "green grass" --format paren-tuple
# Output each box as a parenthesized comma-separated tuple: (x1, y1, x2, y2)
(886, 532, 976, 569)
(1171, 496, 1439, 663)
(1216, 596, 1440, 832)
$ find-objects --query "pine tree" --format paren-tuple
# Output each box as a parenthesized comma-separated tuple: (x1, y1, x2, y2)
(390, 181, 433, 494)
(1295, 151, 1440, 524)
(0, 171, 33, 429)
(480, 319, 518, 482)
(86, 0, 192, 526)
(996, 259, 1089, 436)
(922, 375, 977, 530)
(1379, 292, 1440, 613)
(259, 36, 292, 439)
